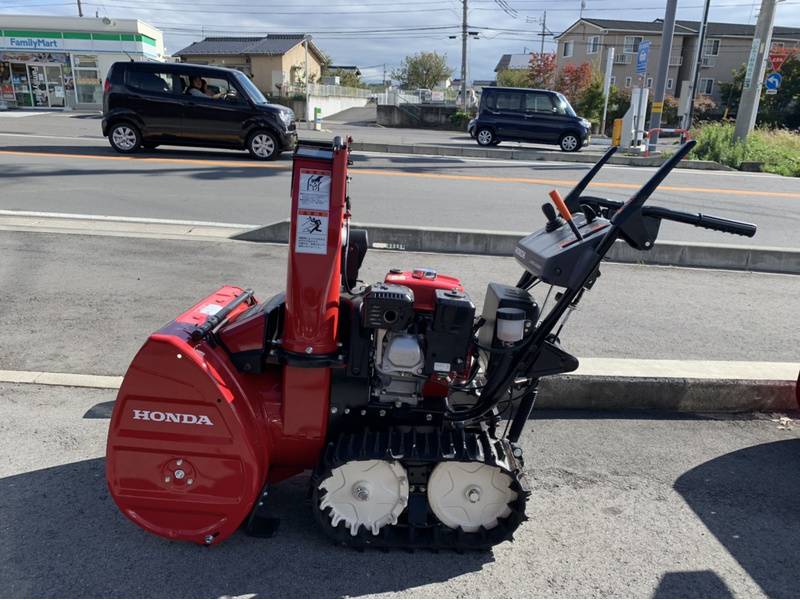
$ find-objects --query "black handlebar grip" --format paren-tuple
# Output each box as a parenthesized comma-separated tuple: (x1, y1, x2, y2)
(696, 213, 757, 238)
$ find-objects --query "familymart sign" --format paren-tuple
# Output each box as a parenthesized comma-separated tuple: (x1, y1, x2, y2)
(1, 30, 157, 56)
(9, 35, 64, 50)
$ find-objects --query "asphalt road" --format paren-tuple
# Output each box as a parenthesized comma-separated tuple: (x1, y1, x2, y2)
(1, 112, 799, 249)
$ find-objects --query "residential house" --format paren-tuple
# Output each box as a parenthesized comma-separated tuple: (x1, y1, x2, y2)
(173, 35, 325, 97)
(554, 19, 800, 110)
(494, 54, 535, 72)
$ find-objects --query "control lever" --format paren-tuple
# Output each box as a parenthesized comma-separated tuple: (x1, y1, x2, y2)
(542, 203, 564, 233)
(549, 189, 583, 241)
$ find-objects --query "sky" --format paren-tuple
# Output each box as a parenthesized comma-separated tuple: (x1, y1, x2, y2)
(2, 0, 799, 84)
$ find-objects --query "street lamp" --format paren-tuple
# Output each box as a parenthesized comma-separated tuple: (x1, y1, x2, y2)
(304, 34, 312, 130)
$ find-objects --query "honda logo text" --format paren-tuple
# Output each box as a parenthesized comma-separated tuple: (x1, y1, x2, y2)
(132, 409, 214, 426)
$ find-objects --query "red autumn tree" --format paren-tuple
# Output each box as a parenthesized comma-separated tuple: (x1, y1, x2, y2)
(554, 60, 595, 103)
(527, 52, 557, 89)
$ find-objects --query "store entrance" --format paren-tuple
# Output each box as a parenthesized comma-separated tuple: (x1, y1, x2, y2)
(26, 63, 65, 108)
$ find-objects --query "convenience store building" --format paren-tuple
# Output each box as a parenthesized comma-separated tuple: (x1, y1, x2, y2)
(0, 15, 165, 110)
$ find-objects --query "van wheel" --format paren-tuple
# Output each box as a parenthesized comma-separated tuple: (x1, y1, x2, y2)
(559, 132, 581, 152)
(247, 130, 279, 160)
(109, 122, 142, 154)
(476, 128, 496, 147)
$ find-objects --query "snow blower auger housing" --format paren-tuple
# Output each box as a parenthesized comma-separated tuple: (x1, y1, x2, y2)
(106, 136, 757, 550)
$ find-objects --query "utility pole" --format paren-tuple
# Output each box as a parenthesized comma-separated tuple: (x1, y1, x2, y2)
(541, 12, 546, 55)
(461, 0, 468, 111)
(647, 0, 678, 154)
(733, 0, 779, 142)
(683, 0, 710, 131)
(600, 46, 614, 135)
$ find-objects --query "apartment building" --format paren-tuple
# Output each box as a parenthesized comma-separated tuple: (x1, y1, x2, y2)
(554, 18, 800, 109)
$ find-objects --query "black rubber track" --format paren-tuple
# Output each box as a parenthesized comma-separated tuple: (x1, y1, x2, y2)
(310, 428, 530, 551)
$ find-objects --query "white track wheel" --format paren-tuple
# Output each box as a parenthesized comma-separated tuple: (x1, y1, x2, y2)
(318, 459, 409, 536)
(427, 461, 517, 533)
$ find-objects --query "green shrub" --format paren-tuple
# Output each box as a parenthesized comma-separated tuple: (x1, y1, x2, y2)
(450, 111, 470, 128)
(688, 122, 800, 177)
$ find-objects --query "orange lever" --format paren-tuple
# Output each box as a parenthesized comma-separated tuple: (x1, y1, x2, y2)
(549, 189, 583, 240)
(548, 189, 573, 221)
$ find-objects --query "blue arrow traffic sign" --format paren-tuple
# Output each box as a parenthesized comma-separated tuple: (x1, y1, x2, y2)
(765, 72, 782, 90)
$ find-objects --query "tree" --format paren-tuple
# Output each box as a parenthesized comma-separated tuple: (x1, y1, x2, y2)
(329, 69, 367, 89)
(575, 76, 605, 123)
(554, 60, 594, 104)
(392, 51, 454, 90)
(758, 48, 800, 128)
(528, 52, 557, 89)
(717, 63, 746, 115)
(497, 69, 531, 88)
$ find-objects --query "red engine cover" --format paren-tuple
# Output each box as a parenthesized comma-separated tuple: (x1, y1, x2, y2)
(383, 268, 464, 310)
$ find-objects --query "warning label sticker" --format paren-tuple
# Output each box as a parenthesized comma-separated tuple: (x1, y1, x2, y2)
(298, 169, 331, 211)
(295, 210, 329, 254)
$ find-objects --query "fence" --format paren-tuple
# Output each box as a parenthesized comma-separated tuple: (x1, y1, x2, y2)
(644, 128, 691, 158)
(282, 82, 371, 99)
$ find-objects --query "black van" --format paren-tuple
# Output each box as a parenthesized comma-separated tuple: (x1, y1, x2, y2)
(469, 87, 591, 152)
(102, 62, 297, 160)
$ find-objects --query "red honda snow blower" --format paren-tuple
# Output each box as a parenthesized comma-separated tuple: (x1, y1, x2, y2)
(106, 136, 756, 550)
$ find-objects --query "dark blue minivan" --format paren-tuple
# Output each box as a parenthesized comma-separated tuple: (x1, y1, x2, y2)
(469, 87, 591, 152)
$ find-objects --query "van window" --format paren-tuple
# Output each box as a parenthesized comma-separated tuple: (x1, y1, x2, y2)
(232, 70, 268, 104)
(128, 69, 174, 94)
(487, 90, 522, 112)
(525, 93, 555, 113)
(555, 93, 577, 117)
(180, 74, 233, 97)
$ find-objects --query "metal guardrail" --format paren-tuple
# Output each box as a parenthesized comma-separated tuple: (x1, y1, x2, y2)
(644, 128, 691, 158)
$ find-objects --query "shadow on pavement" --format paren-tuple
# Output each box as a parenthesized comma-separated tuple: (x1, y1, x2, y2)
(674, 439, 800, 599)
(0, 143, 295, 166)
(0, 457, 490, 598)
(653, 570, 734, 599)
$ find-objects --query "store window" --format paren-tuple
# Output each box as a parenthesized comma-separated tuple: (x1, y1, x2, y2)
(0, 61, 14, 105)
(72, 54, 101, 104)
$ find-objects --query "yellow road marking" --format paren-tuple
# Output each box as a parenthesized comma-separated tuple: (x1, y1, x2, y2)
(2, 149, 799, 198)
(352, 168, 800, 197)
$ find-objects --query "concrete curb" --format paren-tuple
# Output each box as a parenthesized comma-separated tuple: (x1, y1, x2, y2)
(233, 220, 800, 275)
(538, 359, 799, 412)
(1, 365, 795, 412)
(538, 376, 798, 412)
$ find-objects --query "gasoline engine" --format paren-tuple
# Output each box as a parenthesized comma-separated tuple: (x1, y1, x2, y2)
(106, 137, 756, 551)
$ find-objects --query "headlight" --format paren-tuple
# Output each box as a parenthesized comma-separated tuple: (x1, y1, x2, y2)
(279, 110, 293, 126)
(580, 118, 591, 128)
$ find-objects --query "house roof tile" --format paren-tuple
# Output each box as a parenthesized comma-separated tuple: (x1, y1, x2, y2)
(174, 34, 309, 56)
